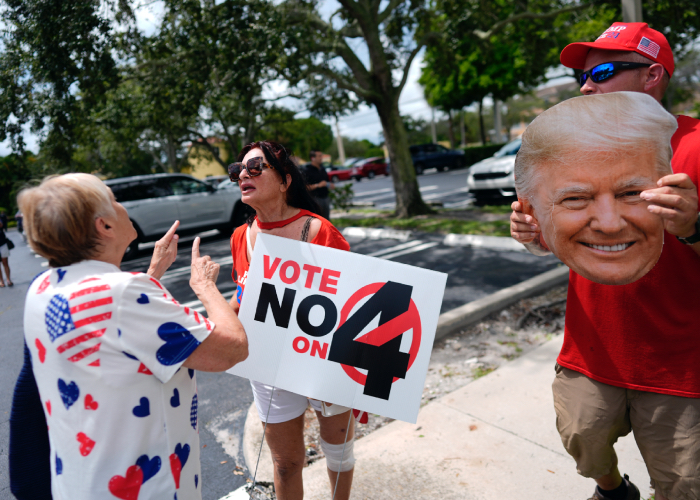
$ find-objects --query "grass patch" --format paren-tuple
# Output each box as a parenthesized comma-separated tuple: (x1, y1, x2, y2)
(472, 366, 495, 379)
(332, 216, 510, 236)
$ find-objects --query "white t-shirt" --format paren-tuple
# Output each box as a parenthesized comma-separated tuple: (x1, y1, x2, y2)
(24, 260, 214, 500)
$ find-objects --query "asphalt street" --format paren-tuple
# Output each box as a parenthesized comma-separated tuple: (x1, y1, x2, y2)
(0, 169, 560, 500)
(345, 165, 475, 209)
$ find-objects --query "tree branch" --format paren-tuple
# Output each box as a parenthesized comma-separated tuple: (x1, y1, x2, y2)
(377, 0, 403, 25)
(474, 3, 593, 39)
(396, 36, 431, 96)
(314, 66, 377, 100)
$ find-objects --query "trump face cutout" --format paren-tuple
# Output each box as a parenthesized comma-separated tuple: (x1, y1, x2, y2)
(515, 92, 677, 286)
(528, 154, 665, 285)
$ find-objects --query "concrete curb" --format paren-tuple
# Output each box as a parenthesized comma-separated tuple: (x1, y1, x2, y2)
(236, 264, 571, 490)
(342, 227, 412, 241)
(435, 265, 569, 341)
(442, 233, 528, 252)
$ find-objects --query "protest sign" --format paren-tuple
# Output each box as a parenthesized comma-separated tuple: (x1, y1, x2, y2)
(227, 233, 447, 423)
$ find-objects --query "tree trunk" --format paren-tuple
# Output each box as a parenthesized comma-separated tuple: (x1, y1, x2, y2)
(447, 109, 455, 149)
(478, 99, 486, 145)
(460, 109, 466, 147)
(375, 99, 432, 218)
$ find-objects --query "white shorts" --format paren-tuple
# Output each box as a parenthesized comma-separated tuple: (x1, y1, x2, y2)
(0, 245, 9, 258)
(251, 381, 324, 424)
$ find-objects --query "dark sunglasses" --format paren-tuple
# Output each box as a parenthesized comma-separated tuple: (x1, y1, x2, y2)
(578, 61, 652, 87)
(228, 157, 273, 182)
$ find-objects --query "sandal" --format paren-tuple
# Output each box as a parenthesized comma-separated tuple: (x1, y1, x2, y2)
(0, 283, 5, 288)
(7, 281, 13, 287)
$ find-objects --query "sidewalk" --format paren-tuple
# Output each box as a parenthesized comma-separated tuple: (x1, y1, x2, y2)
(245, 335, 652, 500)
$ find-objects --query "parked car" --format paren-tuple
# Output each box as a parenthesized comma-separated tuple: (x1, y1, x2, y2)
(409, 143, 465, 174)
(465, 138, 522, 205)
(105, 173, 248, 260)
(202, 174, 229, 187)
(325, 164, 355, 182)
(351, 156, 388, 180)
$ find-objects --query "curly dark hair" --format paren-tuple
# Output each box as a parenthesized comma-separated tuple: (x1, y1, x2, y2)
(237, 141, 321, 219)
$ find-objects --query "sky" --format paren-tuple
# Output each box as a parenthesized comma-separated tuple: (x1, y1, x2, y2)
(0, 0, 575, 155)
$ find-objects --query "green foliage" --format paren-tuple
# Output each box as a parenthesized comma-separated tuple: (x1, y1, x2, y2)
(325, 138, 383, 163)
(0, 0, 121, 168)
(0, 153, 39, 212)
(329, 183, 355, 211)
(256, 111, 333, 159)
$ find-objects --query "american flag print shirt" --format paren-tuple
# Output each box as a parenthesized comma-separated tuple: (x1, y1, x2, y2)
(24, 260, 214, 500)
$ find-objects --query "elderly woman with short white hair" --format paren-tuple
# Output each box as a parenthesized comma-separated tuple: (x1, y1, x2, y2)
(514, 91, 677, 286)
(11, 173, 248, 500)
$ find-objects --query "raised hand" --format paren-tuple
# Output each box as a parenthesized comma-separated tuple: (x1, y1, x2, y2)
(190, 237, 220, 294)
(641, 173, 699, 238)
(147, 221, 180, 280)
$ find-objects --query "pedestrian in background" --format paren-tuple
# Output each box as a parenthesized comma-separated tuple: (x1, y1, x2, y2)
(15, 210, 24, 241)
(0, 209, 13, 287)
(303, 150, 334, 219)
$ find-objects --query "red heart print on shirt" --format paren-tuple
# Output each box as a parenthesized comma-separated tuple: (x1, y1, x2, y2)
(85, 394, 98, 410)
(37, 274, 51, 294)
(46, 401, 51, 416)
(169, 454, 182, 489)
(35, 338, 46, 363)
(76, 432, 95, 456)
(108, 465, 143, 500)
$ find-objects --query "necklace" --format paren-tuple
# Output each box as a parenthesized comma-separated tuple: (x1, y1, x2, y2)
(255, 210, 306, 230)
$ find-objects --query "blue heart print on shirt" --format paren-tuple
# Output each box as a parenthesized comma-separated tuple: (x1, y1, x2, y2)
(56, 454, 63, 475)
(56, 268, 66, 282)
(190, 394, 198, 430)
(135, 454, 161, 483)
(174, 443, 190, 468)
(195, 474, 198, 488)
(46, 294, 75, 342)
(170, 388, 180, 407)
(188, 368, 194, 379)
(137, 293, 150, 304)
(58, 379, 79, 409)
(156, 323, 201, 366)
(133, 397, 150, 417)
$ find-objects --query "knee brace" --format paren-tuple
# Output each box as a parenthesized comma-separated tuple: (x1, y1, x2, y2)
(320, 437, 355, 472)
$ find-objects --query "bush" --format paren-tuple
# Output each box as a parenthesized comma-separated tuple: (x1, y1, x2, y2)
(459, 143, 506, 167)
(329, 183, 354, 211)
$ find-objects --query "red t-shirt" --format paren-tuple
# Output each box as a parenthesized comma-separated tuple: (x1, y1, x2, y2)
(558, 115, 700, 397)
(230, 210, 350, 305)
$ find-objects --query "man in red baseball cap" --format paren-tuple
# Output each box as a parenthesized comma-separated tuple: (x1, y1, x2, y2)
(510, 22, 700, 500)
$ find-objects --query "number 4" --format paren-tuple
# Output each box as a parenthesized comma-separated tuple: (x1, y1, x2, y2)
(328, 281, 412, 400)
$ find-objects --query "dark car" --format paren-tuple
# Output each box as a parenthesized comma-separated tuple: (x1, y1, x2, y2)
(351, 156, 388, 180)
(409, 144, 465, 174)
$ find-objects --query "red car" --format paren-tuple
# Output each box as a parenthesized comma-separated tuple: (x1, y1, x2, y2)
(351, 157, 389, 180)
(324, 164, 355, 182)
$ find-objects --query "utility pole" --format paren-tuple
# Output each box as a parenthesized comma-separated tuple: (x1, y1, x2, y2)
(621, 0, 643, 22)
(431, 107, 437, 144)
(334, 117, 346, 165)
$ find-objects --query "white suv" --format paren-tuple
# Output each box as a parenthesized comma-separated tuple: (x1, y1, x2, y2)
(105, 174, 249, 259)
(466, 139, 521, 205)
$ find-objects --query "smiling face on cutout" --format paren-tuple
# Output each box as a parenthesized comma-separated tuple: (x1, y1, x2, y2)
(528, 153, 665, 285)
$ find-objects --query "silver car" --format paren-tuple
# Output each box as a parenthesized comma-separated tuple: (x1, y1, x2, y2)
(466, 139, 521, 205)
(105, 174, 248, 259)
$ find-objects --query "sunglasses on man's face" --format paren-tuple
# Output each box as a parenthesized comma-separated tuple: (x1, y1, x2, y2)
(578, 61, 652, 87)
(228, 157, 273, 182)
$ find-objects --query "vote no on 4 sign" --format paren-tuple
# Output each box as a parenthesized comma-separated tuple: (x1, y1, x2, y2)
(227, 233, 447, 423)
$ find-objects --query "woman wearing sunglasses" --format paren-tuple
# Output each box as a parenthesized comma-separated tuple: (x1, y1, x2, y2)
(227, 141, 355, 500)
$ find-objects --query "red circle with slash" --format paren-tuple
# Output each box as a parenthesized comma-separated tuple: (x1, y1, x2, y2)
(337, 282, 422, 385)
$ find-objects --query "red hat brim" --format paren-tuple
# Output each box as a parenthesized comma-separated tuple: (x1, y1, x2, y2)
(560, 41, 641, 70)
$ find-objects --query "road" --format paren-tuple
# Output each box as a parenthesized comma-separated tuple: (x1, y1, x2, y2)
(346, 165, 474, 209)
(0, 172, 560, 500)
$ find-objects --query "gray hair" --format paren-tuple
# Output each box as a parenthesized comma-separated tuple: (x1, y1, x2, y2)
(515, 92, 677, 205)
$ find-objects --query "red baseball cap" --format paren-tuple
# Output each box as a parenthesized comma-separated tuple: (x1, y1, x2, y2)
(560, 22, 674, 76)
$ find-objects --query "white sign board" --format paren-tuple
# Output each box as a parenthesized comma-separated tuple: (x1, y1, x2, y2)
(227, 233, 447, 423)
